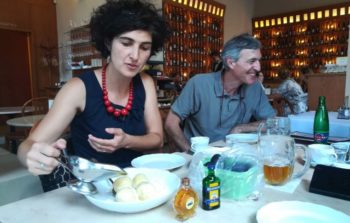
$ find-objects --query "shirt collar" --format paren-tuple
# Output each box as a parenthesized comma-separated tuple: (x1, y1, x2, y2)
(214, 71, 247, 99)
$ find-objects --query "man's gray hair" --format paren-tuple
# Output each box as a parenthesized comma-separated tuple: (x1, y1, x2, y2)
(221, 33, 261, 69)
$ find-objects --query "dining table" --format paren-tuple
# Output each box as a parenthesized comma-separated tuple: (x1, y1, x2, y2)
(6, 114, 45, 128)
(288, 111, 350, 139)
(0, 147, 43, 206)
(5, 114, 45, 152)
(0, 106, 33, 116)
(0, 147, 349, 222)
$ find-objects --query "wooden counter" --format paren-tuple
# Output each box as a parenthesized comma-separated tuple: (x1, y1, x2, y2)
(307, 73, 346, 111)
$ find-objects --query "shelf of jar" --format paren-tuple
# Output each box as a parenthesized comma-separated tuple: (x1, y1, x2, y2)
(261, 42, 348, 49)
(256, 30, 349, 40)
(64, 39, 92, 47)
(71, 53, 101, 60)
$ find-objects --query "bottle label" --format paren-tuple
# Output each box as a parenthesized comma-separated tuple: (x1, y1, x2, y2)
(314, 132, 329, 143)
(185, 197, 195, 210)
(203, 182, 220, 207)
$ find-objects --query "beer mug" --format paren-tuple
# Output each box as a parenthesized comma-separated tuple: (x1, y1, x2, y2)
(258, 117, 291, 136)
(259, 135, 310, 185)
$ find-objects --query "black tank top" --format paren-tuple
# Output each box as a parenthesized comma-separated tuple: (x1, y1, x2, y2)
(70, 70, 146, 167)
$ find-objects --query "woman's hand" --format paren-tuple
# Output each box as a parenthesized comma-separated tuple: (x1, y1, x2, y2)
(25, 139, 66, 175)
(88, 128, 128, 153)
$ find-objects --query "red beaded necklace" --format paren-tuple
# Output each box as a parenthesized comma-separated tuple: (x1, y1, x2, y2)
(102, 64, 133, 118)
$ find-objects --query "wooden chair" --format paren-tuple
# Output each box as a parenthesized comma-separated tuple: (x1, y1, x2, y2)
(21, 96, 49, 116)
(5, 97, 49, 153)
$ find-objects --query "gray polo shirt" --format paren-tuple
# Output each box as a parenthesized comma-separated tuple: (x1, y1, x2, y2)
(171, 72, 275, 142)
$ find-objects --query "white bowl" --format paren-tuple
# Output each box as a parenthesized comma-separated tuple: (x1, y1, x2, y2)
(85, 168, 180, 213)
(225, 133, 258, 144)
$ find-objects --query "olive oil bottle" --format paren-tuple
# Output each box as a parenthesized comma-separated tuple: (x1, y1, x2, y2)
(173, 177, 199, 221)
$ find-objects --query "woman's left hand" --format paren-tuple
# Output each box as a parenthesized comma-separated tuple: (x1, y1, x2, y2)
(88, 128, 127, 153)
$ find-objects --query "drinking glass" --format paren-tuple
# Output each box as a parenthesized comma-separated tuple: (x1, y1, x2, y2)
(258, 117, 290, 137)
(331, 142, 350, 163)
(259, 135, 310, 185)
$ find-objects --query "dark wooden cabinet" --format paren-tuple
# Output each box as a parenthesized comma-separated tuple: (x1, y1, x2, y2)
(307, 73, 346, 111)
(0, 0, 58, 104)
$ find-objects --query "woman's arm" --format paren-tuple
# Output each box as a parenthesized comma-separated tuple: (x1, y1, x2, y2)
(17, 78, 85, 175)
(90, 73, 164, 152)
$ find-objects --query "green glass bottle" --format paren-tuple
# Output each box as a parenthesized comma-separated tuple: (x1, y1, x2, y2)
(202, 163, 220, 210)
(313, 96, 329, 143)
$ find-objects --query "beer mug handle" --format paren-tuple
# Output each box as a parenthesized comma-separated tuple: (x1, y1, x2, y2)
(257, 121, 266, 138)
(292, 144, 311, 179)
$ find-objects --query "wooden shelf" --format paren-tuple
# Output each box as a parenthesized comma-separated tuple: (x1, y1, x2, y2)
(65, 26, 103, 76)
(163, 0, 225, 80)
(253, 2, 350, 79)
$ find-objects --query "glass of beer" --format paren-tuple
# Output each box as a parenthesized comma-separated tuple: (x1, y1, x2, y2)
(259, 135, 310, 185)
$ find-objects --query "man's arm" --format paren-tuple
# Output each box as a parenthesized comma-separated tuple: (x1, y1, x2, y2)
(164, 110, 191, 152)
(230, 121, 263, 133)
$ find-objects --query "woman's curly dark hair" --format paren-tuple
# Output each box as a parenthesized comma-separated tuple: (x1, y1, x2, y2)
(90, 0, 171, 58)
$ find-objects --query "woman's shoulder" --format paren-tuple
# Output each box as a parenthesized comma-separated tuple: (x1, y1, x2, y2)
(139, 72, 154, 89)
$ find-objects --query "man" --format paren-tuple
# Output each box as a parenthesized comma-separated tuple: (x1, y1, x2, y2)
(165, 33, 275, 152)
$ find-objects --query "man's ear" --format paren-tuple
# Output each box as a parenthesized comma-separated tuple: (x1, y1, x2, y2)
(227, 58, 235, 69)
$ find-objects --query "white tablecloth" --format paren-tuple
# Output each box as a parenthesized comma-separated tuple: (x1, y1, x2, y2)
(0, 148, 43, 205)
(0, 152, 349, 222)
(289, 111, 350, 138)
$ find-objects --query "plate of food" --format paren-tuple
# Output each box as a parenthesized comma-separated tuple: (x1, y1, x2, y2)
(256, 201, 350, 223)
(131, 153, 186, 170)
(85, 168, 180, 213)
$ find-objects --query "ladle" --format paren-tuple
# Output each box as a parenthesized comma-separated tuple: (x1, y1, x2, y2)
(57, 155, 127, 195)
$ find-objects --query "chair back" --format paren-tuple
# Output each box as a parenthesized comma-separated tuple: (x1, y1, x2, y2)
(21, 97, 49, 115)
(272, 97, 294, 116)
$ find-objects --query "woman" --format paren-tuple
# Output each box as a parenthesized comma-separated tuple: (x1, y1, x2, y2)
(17, 0, 170, 180)
(271, 68, 308, 116)
(298, 66, 313, 92)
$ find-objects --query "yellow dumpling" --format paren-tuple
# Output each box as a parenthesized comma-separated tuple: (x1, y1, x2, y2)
(132, 173, 149, 188)
(136, 182, 156, 201)
(115, 187, 139, 202)
(113, 176, 132, 192)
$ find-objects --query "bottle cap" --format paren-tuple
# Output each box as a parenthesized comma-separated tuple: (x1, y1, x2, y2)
(182, 177, 190, 185)
(207, 163, 216, 170)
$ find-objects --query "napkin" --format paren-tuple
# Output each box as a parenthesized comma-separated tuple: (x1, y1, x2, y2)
(265, 177, 301, 194)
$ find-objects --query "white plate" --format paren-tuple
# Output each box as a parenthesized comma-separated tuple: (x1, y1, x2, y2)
(190, 145, 231, 153)
(257, 201, 350, 223)
(225, 133, 258, 144)
(333, 162, 350, 169)
(131, 153, 186, 170)
(306, 159, 350, 169)
(85, 168, 180, 213)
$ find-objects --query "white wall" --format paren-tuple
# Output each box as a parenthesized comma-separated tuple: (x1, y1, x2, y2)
(217, 0, 254, 41)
